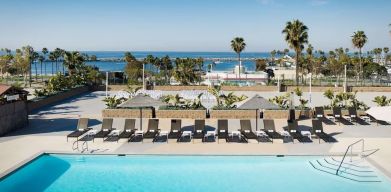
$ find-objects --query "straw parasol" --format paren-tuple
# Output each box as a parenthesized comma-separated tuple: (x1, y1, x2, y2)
(365, 106, 391, 123)
(238, 94, 280, 130)
(118, 94, 166, 130)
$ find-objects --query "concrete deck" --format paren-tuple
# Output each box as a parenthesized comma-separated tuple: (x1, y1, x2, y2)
(1, 91, 391, 179)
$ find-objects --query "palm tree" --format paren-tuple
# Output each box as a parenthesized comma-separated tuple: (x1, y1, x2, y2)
(306, 44, 314, 75)
(63, 51, 85, 76)
(161, 55, 172, 84)
(42, 48, 48, 80)
(282, 20, 309, 85)
(351, 31, 367, 81)
(38, 55, 45, 82)
(270, 50, 277, 65)
(384, 47, 389, 65)
(230, 37, 246, 80)
(49, 52, 55, 75)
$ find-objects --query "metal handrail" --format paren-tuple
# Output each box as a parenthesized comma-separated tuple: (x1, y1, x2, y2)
(336, 139, 365, 175)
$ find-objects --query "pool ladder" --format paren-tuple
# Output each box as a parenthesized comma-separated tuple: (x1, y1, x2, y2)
(72, 140, 89, 152)
(309, 139, 380, 182)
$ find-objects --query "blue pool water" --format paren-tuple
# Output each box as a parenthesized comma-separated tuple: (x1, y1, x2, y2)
(0, 154, 390, 192)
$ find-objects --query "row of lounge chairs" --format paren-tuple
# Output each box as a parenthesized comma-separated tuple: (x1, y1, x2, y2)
(67, 118, 336, 144)
(313, 106, 378, 125)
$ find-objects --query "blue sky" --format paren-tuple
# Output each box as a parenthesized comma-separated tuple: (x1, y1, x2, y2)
(0, 0, 390, 52)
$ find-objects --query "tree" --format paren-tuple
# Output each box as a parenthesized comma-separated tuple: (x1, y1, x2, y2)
(351, 31, 367, 81)
(270, 50, 276, 65)
(32, 51, 39, 82)
(323, 89, 335, 107)
(42, 48, 48, 80)
(173, 58, 198, 85)
(21, 46, 35, 87)
(306, 44, 314, 75)
(38, 55, 45, 82)
(283, 48, 289, 56)
(230, 37, 246, 80)
(282, 20, 309, 85)
(161, 55, 173, 84)
(63, 51, 85, 76)
(255, 59, 267, 71)
(124, 52, 142, 84)
(384, 47, 389, 65)
(373, 96, 391, 106)
(0, 48, 13, 80)
(49, 52, 55, 75)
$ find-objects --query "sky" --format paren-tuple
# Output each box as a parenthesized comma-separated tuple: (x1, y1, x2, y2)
(0, 0, 390, 52)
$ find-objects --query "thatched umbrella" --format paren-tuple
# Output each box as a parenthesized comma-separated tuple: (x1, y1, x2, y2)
(118, 94, 166, 130)
(238, 94, 280, 130)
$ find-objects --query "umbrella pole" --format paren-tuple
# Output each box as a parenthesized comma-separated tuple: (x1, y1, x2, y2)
(256, 109, 258, 131)
(140, 108, 142, 130)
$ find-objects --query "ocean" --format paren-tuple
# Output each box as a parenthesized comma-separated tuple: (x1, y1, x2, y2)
(25, 51, 273, 75)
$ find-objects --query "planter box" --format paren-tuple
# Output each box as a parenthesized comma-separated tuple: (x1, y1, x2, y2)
(27, 86, 90, 113)
(156, 110, 206, 119)
(263, 109, 313, 119)
(102, 109, 153, 118)
(210, 110, 257, 119)
(324, 109, 366, 116)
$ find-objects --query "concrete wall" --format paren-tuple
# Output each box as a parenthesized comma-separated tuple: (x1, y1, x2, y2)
(27, 86, 90, 112)
(0, 101, 28, 136)
(102, 109, 153, 118)
(156, 110, 206, 119)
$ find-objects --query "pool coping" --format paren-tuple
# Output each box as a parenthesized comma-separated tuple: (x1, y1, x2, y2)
(1, 151, 391, 181)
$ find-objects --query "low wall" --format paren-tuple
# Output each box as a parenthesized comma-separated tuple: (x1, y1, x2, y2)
(156, 110, 206, 119)
(108, 85, 391, 92)
(323, 110, 366, 116)
(27, 86, 90, 113)
(0, 101, 28, 136)
(263, 109, 313, 119)
(210, 110, 257, 119)
(102, 109, 153, 118)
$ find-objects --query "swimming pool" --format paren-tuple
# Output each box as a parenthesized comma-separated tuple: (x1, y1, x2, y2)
(0, 154, 390, 192)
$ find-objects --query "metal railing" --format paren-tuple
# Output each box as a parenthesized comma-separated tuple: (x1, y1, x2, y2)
(336, 139, 365, 175)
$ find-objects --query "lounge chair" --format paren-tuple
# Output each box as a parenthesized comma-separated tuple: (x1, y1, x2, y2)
(168, 119, 182, 141)
(348, 107, 370, 125)
(312, 119, 335, 143)
(193, 119, 205, 143)
(263, 119, 281, 142)
(217, 119, 228, 143)
(93, 118, 114, 142)
(314, 107, 336, 125)
(240, 120, 261, 143)
(119, 119, 136, 139)
(67, 118, 91, 141)
(333, 107, 353, 125)
(286, 120, 302, 143)
(144, 119, 159, 141)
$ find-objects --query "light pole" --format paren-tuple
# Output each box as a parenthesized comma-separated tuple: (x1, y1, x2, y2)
(105, 72, 108, 97)
(142, 63, 145, 91)
(309, 73, 312, 107)
(344, 64, 347, 93)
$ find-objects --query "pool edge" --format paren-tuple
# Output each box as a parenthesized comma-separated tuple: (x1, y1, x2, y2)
(0, 151, 46, 180)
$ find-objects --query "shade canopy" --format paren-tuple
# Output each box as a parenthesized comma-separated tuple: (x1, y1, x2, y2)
(238, 94, 280, 110)
(118, 94, 166, 108)
(366, 106, 391, 123)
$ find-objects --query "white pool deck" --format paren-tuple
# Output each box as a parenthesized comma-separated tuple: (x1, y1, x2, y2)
(1, 91, 391, 179)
